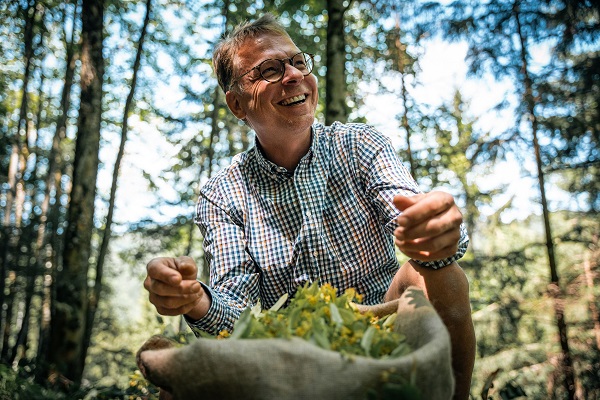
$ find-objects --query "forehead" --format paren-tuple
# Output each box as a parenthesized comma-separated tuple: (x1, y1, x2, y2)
(234, 33, 300, 71)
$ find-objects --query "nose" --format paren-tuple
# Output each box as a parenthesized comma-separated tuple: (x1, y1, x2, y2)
(281, 62, 304, 85)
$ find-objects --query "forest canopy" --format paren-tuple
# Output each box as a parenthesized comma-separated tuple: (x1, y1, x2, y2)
(0, 0, 598, 399)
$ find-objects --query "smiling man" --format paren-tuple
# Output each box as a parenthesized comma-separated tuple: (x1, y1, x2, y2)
(144, 14, 475, 399)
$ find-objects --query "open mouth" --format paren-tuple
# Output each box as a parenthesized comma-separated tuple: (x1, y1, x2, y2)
(279, 94, 306, 106)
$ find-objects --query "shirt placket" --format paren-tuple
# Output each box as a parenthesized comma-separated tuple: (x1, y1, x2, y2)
(294, 153, 326, 283)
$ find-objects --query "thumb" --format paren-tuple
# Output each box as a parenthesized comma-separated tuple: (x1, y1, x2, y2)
(393, 193, 423, 211)
(174, 256, 198, 281)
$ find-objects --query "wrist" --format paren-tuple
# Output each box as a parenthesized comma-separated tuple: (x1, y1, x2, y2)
(185, 287, 211, 321)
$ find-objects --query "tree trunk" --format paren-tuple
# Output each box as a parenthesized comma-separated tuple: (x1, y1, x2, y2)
(325, 0, 349, 125)
(191, 0, 230, 287)
(82, 0, 150, 370)
(0, 272, 16, 362)
(394, 13, 415, 178)
(0, 0, 40, 359)
(583, 249, 600, 350)
(9, 69, 48, 366)
(35, 2, 78, 268)
(514, 4, 576, 398)
(46, 0, 104, 385)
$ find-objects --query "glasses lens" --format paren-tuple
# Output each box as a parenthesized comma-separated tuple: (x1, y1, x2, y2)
(293, 53, 313, 75)
(259, 60, 284, 81)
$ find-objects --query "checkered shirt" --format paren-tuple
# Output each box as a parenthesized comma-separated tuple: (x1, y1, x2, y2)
(188, 122, 469, 335)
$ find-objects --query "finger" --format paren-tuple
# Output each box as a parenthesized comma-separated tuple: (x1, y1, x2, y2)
(393, 193, 423, 212)
(395, 192, 455, 228)
(395, 228, 461, 255)
(146, 278, 202, 297)
(395, 207, 462, 241)
(149, 291, 201, 310)
(174, 256, 198, 281)
(146, 257, 182, 285)
(152, 295, 203, 316)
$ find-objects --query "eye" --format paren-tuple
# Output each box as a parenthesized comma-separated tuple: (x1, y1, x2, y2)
(260, 60, 283, 80)
(293, 54, 307, 69)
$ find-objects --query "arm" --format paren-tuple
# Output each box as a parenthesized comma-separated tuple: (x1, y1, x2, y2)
(143, 195, 260, 336)
(186, 193, 260, 335)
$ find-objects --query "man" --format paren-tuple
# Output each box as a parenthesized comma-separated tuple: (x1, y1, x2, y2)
(144, 14, 475, 399)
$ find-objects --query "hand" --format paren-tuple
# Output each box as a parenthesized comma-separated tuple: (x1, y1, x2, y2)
(144, 256, 208, 320)
(393, 192, 463, 262)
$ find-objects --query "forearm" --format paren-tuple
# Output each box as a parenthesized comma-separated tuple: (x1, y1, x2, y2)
(385, 261, 475, 400)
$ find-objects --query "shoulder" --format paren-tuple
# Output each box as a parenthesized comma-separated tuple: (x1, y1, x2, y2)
(315, 121, 389, 143)
(314, 122, 392, 156)
(199, 150, 253, 206)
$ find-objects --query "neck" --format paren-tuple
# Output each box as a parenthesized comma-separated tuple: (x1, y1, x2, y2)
(257, 128, 312, 171)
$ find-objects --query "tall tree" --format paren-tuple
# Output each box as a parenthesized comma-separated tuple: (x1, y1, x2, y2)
(84, 0, 152, 371)
(33, 2, 79, 376)
(0, 0, 45, 363)
(46, 0, 104, 384)
(325, 0, 350, 124)
(442, 0, 582, 397)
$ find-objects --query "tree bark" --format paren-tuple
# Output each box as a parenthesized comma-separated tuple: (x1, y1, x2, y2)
(47, 0, 104, 385)
(82, 0, 151, 370)
(514, 3, 576, 398)
(325, 0, 349, 125)
(583, 251, 600, 350)
(394, 13, 415, 178)
(0, 0, 40, 359)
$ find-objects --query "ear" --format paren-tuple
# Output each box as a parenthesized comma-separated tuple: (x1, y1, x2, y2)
(225, 90, 246, 120)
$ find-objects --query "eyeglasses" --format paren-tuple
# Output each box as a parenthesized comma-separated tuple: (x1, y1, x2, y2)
(228, 52, 314, 91)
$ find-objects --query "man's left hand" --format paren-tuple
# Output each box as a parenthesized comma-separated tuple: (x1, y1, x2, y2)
(393, 192, 463, 262)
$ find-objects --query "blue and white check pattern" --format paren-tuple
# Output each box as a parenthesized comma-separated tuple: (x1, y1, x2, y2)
(188, 122, 469, 335)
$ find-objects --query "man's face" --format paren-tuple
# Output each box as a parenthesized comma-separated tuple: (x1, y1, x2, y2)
(225, 33, 319, 143)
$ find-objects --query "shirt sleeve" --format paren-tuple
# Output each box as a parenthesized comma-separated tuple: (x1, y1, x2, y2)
(357, 125, 469, 269)
(186, 191, 260, 336)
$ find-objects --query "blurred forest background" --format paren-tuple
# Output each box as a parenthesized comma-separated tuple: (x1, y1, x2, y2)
(0, 0, 598, 399)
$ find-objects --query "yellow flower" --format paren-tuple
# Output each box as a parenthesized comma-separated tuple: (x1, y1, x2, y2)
(217, 329, 231, 339)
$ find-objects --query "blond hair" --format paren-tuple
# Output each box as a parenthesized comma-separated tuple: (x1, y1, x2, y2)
(212, 14, 291, 92)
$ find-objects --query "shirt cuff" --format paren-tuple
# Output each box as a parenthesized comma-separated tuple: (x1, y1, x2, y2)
(184, 282, 228, 336)
(413, 223, 470, 269)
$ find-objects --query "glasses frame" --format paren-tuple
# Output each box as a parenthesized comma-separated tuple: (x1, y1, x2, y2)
(228, 51, 315, 91)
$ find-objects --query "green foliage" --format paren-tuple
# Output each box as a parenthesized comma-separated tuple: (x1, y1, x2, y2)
(0, 364, 60, 400)
(209, 282, 412, 360)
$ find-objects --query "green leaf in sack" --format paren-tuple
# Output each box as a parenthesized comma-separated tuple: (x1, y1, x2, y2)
(250, 300, 264, 318)
(390, 342, 411, 358)
(361, 326, 376, 356)
(337, 307, 357, 325)
(329, 302, 343, 328)
(231, 307, 253, 339)
(311, 317, 331, 350)
(269, 292, 289, 312)
(381, 313, 397, 328)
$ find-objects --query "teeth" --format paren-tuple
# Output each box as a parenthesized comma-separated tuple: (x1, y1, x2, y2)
(280, 94, 306, 105)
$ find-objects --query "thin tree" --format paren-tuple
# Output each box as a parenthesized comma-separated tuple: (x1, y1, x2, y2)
(81, 0, 152, 371)
(46, 0, 105, 385)
(325, 0, 350, 124)
(443, 0, 577, 396)
(0, 0, 44, 362)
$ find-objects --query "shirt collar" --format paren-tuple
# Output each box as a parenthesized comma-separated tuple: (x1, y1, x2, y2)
(252, 125, 318, 178)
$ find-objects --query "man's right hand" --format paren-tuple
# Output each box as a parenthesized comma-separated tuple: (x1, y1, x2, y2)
(144, 256, 209, 321)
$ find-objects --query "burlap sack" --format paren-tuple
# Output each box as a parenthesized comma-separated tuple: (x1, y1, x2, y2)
(137, 287, 454, 400)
